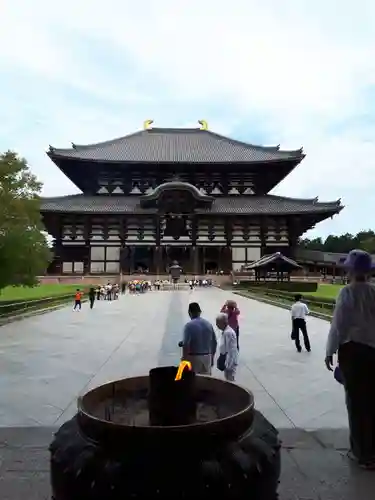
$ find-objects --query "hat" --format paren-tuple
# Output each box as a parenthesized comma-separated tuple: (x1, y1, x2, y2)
(343, 249, 374, 274)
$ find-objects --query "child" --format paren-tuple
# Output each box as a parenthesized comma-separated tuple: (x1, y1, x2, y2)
(73, 289, 83, 311)
(221, 300, 240, 350)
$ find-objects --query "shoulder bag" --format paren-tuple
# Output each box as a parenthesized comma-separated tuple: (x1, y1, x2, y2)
(217, 353, 227, 372)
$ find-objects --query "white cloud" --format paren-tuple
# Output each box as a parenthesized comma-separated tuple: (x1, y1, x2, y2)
(1, 0, 375, 237)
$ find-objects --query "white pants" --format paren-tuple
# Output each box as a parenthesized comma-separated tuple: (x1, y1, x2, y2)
(224, 365, 237, 382)
(186, 354, 212, 375)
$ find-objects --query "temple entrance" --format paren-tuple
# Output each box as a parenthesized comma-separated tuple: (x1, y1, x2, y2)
(205, 261, 218, 273)
(133, 247, 152, 273)
(163, 246, 189, 273)
(203, 247, 221, 274)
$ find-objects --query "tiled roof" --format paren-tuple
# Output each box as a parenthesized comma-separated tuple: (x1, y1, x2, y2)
(48, 128, 304, 164)
(296, 248, 375, 265)
(40, 194, 343, 216)
(246, 252, 301, 270)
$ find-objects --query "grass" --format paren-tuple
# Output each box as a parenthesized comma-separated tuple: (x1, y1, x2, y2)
(0, 284, 90, 302)
(307, 284, 344, 299)
(236, 288, 335, 317)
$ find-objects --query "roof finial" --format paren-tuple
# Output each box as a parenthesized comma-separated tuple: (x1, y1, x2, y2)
(144, 119, 154, 130)
(198, 120, 208, 130)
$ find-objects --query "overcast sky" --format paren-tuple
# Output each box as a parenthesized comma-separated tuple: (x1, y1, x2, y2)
(1, 0, 374, 238)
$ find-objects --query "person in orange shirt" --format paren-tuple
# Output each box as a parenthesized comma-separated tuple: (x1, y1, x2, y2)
(73, 289, 83, 311)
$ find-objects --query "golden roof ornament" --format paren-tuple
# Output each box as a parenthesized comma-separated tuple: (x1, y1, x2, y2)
(198, 120, 208, 130)
(143, 119, 154, 130)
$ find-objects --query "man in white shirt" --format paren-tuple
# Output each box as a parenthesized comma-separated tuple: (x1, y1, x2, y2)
(216, 313, 239, 382)
(290, 294, 311, 352)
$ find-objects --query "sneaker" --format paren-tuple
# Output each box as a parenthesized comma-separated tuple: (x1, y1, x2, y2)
(347, 450, 375, 469)
(359, 462, 375, 470)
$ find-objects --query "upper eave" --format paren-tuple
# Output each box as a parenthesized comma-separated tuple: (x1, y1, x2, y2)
(47, 127, 305, 164)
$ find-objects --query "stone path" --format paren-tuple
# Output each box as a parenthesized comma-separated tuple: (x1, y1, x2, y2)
(0, 287, 375, 499)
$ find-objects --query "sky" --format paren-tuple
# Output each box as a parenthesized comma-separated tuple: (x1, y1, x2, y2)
(1, 0, 375, 239)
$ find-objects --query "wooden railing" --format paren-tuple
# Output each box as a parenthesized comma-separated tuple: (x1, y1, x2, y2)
(0, 294, 84, 320)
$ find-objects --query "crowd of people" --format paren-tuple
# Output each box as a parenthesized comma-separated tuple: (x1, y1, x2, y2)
(72, 275, 214, 311)
(70, 247, 375, 470)
(72, 282, 121, 311)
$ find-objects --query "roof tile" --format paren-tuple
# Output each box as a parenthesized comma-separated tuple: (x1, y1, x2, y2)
(48, 128, 304, 164)
(40, 194, 342, 216)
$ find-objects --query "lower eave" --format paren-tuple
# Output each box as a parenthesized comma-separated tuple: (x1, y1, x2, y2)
(40, 194, 343, 220)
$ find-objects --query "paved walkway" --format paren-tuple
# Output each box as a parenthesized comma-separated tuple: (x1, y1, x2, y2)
(1, 288, 375, 499)
(0, 287, 345, 429)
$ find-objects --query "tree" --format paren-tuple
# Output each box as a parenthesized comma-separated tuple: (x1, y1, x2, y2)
(299, 230, 375, 254)
(0, 151, 51, 290)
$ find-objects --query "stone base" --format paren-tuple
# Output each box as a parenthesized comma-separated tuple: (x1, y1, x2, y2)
(50, 410, 281, 500)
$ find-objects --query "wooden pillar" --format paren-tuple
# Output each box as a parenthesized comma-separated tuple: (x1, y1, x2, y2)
(260, 217, 267, 256)
(224, 219, 233, 273)
(153, 246, 162, 275)
(287, 217, 298, 260)
(54, 239, 63, 275)
(83, 216, 91, 275)
(55, 215, 63, 274)
(129, 247, 135, 274)
(189, 246, 200, 276)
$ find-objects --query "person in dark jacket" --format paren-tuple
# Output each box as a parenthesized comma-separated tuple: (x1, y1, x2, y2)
(88, 287, 96, 310)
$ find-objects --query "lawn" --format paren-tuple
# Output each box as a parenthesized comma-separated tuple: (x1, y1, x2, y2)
(308, 284, 343, 299)
(0, 284, 89, 302)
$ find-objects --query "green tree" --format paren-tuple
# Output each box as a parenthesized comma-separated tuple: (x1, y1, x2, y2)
(299, 230, 375, 254)
(0, 151, 51, 290)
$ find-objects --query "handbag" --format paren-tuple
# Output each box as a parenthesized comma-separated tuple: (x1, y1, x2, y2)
(217, 353, 227, 372)
(334, 365, 344, 385)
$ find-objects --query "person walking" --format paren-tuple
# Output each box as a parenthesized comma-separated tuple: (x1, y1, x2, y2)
(221, 300, 240, 350)
(325, 249, 375, 469)
(88, 287, 96, 310)
(216, 313, 239, 382)
(291, 294, 311, 352)
(73, 289, 83, 311)
(179, 302, 217, 375)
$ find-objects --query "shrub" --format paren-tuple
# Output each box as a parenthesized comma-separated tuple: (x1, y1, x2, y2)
(235, 280, 318, 293)
(246, 287, 336, 309)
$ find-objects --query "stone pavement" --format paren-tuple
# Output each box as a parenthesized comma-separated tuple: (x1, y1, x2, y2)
(0, 287, 374, 498)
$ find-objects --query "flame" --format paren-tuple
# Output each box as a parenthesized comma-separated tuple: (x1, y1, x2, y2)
(175, 360, 192, 381)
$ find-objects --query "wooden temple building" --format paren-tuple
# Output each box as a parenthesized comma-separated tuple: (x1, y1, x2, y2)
(40, 121, 343, 276)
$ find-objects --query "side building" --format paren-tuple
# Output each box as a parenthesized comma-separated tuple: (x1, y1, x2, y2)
(40, 122, 343, 276)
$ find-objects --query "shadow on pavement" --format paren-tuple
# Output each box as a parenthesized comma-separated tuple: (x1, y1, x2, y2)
(0, 426, 374, 500)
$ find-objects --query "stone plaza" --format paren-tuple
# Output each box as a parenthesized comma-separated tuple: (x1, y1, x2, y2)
(0, 287, 374, 498)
